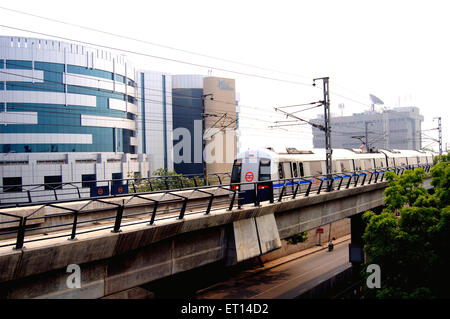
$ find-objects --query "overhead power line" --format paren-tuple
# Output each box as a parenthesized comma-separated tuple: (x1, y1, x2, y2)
(0, 5, 315, 82)
(0, 24, 379, 109)
(0, 24, 314, 88)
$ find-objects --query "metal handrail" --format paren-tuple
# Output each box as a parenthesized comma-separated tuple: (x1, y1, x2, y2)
(0, 165, 431, 250)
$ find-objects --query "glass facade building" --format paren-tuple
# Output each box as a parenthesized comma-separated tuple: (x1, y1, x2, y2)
(0, 37, 138, 155)
(0, 36, 153, 201)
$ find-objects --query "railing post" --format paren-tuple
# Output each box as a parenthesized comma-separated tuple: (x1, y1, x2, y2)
(328, 177, 334, 192)
(179, 177, 184, 189)
(27, 190, 32, 203)
(164, 177, 169, 190)
(354, 174, 360, 188)
(368, 171, 373, 184)
(112, 204, 124, 233)
(69, 210, 79, 240)
(254, 183, 260, 206)
(269, 183, 274, 203)
(292, 181, 300, 199)
(178, 198, 188, 220)
(337, 176, 343, 190)
(346, 175, 352, 189)
(149, 180, 154, 192)
(278, 183, 286, 202)
(14, 217, 26, 250)
(205, 195, 214, 215)
(317, 179, 323, 194)
(149, 201, 159, 225)
(228, 190, 237, 211)
(305, 180, 312, 197)
(361, 173, 367, 186)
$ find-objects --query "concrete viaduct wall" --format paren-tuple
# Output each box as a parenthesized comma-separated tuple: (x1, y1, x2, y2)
(0, 181, 390, 298)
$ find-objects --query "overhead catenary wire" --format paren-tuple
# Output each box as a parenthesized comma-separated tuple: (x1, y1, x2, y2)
(0, 5, 316, 82)
(0, 24, 315, 88)
(0, 24, 379, 110)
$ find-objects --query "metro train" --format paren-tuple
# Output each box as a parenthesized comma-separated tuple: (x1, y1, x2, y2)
(230, 147, 435, 204)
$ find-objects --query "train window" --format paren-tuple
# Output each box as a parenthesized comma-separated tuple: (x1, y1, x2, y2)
(374, 158, 384, 168)
(299, 162, 304, 177)
(354, 160, 362, 171)
(340, 160, 351, 172)
(398, 157, 407, 166)
(231, 160, 242, 183)
(309, 161, 322, 175)
(362, 159, 373, 170)
(259, 159, 271, 181)
(408, 157, 418, 165)
(293, 162, 298, 177)
(388, 158, 394, 167)
(333, 161, 339, 173)
(278, 163, 284, 179)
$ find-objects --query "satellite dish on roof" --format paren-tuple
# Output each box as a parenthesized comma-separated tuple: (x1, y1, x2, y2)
(369, 94, 384, 105)
(369, 94, 384, 112)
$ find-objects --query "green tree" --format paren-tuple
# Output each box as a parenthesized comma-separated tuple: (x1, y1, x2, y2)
(127, 169, 225, 193)
(361, 159, 450, 299)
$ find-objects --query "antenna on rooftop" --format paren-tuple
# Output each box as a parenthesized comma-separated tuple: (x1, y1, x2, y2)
(369, 94, 384, 112)
(338, 103, 345, 116)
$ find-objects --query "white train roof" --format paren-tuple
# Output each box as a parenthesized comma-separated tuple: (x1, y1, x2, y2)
(237, 147, 432, 162)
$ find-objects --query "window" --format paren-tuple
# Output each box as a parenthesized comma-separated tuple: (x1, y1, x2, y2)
(3, 177, 22, 193)
(112, 173, 123, 186)
(82, 174, 96, 188)
(293, 162, 298, 177)
(44, 175, 62, 190)
(259, 159, 271, 181)
(362, 159, 373, 170)
(299, 162, 304, 177)
(278, 163, 284, 179)
(231, 160, 242, 183)
(354, 160, 362, 171)
(6, 60, 32, 70)
(309, 161, 322, 175)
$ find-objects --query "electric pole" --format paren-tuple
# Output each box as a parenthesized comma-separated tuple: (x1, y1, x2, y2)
(434, 117, 442, 155)
(365, 121, 373, 152)
(201, 93, 214, 179)
(313, 77, 332, 192)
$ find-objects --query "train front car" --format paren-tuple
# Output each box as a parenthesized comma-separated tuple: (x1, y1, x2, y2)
(231, 149, 276, 205)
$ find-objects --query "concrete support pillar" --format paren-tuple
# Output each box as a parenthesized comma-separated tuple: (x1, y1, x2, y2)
(349, 213, 365, 267)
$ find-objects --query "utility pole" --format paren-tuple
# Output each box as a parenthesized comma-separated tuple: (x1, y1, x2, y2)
(434, 117, 442, 155)
(313, 77, 332, 192)
(365, 121, 373, 152)
(201, 93, 214, 179)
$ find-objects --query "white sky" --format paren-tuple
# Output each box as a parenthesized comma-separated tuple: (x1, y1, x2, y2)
(0, 0, 448, 152)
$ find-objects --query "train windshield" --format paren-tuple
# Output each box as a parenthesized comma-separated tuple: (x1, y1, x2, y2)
(259, 159, 271, 181)
(231, 160, 242, 183)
